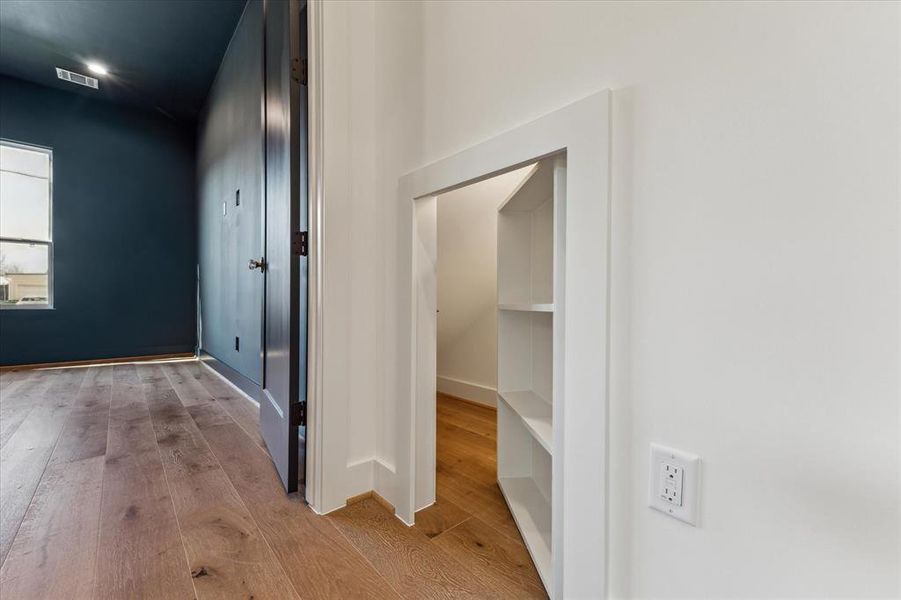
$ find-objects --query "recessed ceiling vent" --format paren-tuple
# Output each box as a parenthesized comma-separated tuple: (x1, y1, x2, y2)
(55, 67, 98, 89)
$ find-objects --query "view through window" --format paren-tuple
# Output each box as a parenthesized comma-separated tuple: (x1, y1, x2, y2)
(0, 140, 53, 308)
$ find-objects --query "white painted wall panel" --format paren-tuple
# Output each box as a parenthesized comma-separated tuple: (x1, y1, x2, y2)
(319, 1, 900, 596)
(419, 2, 900, 596)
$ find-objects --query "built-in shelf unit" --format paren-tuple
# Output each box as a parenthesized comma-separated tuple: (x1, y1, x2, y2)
(496, 156, 564, 593)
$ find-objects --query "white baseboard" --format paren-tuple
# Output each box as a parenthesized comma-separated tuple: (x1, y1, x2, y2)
(436, 375, 496, 408)
(319, 457, 388, 516)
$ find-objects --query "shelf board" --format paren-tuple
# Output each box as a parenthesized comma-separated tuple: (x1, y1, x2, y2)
(498, 476, 552, 591)
(498, 303, 554, 313)
(498, 390, 552, 453)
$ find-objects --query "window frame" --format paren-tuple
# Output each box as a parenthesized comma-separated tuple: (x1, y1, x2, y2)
(0, 138, 54, 310)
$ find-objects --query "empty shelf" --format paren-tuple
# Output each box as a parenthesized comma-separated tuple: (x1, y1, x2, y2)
(498, 303, 554, 312)
(498, 390, 552, 453)
(498, 476, 552, 590)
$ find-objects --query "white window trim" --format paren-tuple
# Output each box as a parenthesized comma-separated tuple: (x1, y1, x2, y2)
(0, 138, 54, 310)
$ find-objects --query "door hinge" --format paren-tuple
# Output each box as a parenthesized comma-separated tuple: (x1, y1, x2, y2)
(292, 231, 308, 257)
(292, 57, 307, 86)
(292, 402, 307, 427)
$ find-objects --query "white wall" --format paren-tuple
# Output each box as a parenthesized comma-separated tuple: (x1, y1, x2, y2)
(436, 168, 531, 406)
(319, 1, 900, 596)
(317, 0, 423, 512)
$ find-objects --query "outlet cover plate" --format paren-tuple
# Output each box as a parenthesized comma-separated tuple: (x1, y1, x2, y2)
(648, 443, 700, 526)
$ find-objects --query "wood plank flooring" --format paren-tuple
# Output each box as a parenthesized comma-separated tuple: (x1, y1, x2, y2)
(0, 363, 546, 599)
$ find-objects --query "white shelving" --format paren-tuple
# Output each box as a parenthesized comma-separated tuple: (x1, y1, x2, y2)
(498, 390, 552, 452)
(497, 398, 553, 590)
(497, 162, 554, 307)
(496, 156, 564, 595)
(497, 303, 554, 313)
(498, 476, 552, 587)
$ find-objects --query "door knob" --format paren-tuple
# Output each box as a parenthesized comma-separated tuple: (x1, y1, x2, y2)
(248, 258, 266, 271)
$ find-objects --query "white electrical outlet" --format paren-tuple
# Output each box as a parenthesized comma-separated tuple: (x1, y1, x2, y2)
(659, 462, 683, 506)
(649, 444, 700, 526)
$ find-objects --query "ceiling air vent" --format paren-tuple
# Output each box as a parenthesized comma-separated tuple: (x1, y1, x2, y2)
(55, 67, 98, 89)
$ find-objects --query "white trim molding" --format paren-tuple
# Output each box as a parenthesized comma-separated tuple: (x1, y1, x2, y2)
(436, 375, 497, 408)
(394, 90, 612, 600)
(304, 0, 324, 513)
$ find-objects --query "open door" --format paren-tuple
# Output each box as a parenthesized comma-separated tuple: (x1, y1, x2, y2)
(261, 0, 307, 494)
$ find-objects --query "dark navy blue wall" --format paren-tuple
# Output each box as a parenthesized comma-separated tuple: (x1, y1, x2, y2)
(197, 0, 264, 384)
(0, 75, 197, 365)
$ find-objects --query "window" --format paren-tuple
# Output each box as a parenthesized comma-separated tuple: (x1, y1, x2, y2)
(0, 140, 53, 309)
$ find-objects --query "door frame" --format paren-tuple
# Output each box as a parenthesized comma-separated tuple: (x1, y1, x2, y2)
(396, 91, 612, 599)
(302, 0, 324, 510)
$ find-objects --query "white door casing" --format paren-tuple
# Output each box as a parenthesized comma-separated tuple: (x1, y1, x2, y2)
(395, 90, 612, 599)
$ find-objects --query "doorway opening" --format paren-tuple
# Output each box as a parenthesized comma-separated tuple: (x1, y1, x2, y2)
(415, 159, 561, 598)
(400, 90, 610, 598)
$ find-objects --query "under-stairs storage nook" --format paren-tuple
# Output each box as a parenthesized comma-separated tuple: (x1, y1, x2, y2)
(496, 156, 565, 592)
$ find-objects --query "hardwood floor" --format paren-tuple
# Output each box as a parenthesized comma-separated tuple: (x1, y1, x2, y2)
(0, 363, 546, 599)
